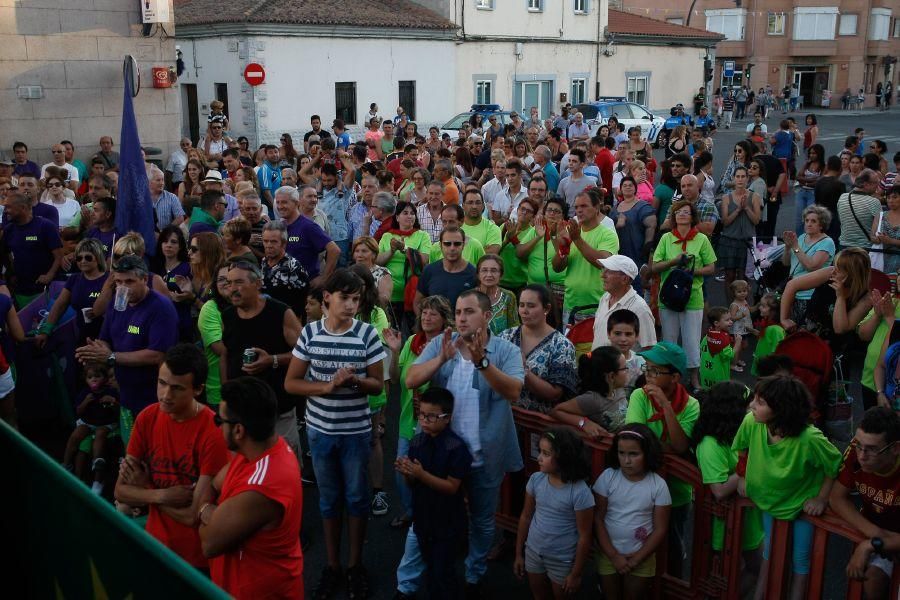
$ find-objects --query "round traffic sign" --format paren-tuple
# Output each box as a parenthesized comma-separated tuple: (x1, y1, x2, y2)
(243, 63, 266, 86)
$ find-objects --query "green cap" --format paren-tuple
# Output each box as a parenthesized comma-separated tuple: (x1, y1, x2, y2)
(637, 341, 687, 378)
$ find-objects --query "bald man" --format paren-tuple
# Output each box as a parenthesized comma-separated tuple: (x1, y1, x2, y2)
(41, 143, 80, 191)
(661, 174, 718, 237)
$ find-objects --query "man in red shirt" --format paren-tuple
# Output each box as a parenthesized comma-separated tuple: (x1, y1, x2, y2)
(201, 377, 303, 599)
(831, 407, 900, 600)
(114, 344, 230, 570)
(594, 135, 616, 193)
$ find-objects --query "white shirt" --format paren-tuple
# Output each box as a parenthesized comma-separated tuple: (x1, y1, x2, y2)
(40, 162, 80, 184)
(481, 177, 508, 215)
(600, 215, 616, 232)
(592, 287, 657, 350)
(745, 122, 768, 134)
(447, 356, 483, 467)
(497, 186, 529, 223)
(42, 197, 81, 227)
(166, 149, 188, 183)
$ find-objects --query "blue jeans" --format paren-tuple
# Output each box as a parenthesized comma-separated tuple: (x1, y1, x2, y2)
(761, 512, 814, 574)
(396, 467, 501, 592)
(395, 436, 413, 518)
(794, 187, 816, 234)
(307, 427, 372, 519)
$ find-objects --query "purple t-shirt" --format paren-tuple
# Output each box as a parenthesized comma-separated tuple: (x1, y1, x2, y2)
(64, 272, 108, 335)
(85, 227, 118, 255)
(284, 215, 331, 278)
(2, 216, 62, 295)
(13, 161, 40, 178)
(99, 289, 178, 412)
(162, 261, 193, 338)
(189, 221, 218, 238)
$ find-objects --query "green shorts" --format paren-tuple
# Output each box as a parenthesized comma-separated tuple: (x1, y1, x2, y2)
(596, 550, 656, 578)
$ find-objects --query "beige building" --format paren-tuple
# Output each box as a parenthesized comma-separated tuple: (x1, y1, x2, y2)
(617, 0, 899, 108)
(0, 2, 181, 166)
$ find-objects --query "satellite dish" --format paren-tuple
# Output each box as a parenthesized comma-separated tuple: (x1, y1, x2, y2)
(123, 55, 140, 98)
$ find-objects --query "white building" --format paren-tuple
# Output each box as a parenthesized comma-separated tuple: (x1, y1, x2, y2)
(174, 0, 721, 145)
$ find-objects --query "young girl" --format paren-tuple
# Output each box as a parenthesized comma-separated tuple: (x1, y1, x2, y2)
(514, 427, 595, 599)
(694, 382, 763, 596)
(594, 423, 671, 599)
(729, 280, 755, 370)
(63, 364, 119, 495)
(751, 293, 786, 376)
(733, 376, 842, 600)
(549, 346, 630, 438)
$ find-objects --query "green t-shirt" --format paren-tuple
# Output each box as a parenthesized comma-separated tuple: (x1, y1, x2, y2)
(365, 307, 390, 410)
(429, 236, 484, 265)
(462, 219, 502, 250)
(732, 412, 841, 520)
(625, 388, 700, 507)
(696, 436, 764, 551)
(397, 337, 428, 440)
(861, 305, 900, 390)
(198, 299, 223, 405)
(379, 230, 432, 303)
(519, 228, 565, 286)
(652, 231, 717, 311)
(654, 183, 676, 223)
(563, 223, 620, 311)
(700, 334, 734, 389)
(499, 226, 532, 290)
(751, 324, 786, 376)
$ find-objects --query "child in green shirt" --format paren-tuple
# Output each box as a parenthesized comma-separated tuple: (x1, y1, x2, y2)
(699, 307, 735, 389)
(751, 293, 786, 376)
(733, 375, 842, 600)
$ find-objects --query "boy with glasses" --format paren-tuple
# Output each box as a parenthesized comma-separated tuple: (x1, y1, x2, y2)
(830, 406, 900, 600)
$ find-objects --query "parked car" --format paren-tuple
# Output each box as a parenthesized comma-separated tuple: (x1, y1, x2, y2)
(574, 98, 668, 148)
(439, 104, 512, 139)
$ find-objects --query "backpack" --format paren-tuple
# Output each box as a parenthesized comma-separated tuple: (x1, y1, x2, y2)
(659, 255, 695, 312)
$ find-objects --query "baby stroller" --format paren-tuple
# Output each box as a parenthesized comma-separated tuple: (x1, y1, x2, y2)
(565, 305, 598, 362)
(745, 237, 786, 303)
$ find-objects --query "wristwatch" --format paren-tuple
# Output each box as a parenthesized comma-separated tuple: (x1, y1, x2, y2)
(107, 353, 116, 367)
(474, 356, 490, 371)
(872, 537, 885, 557)
(578, 418, 586, 430)
(792, 246, 800, 254)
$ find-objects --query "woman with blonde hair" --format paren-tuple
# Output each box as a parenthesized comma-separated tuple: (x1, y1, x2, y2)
(220, 217, 257, 265)
(92, 232, 169, 316)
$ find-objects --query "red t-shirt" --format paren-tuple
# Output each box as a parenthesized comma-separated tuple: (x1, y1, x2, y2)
(594, 148, 615, 193)
(127, 403, 230, 567)
(837, 449, 900, 532)
(209, 437, 304, 599)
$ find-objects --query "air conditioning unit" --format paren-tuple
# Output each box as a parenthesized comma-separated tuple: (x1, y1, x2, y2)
(17, 85, 42, 99)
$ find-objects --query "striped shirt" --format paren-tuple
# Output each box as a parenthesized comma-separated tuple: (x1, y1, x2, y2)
(293, 318, 385, 435)
(152, 190, 185, 229)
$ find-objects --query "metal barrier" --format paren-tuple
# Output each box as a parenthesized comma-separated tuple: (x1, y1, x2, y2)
(501, 407, 900, 599)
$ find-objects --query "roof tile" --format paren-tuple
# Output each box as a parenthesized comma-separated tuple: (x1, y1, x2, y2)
(607, 9, 724, 40)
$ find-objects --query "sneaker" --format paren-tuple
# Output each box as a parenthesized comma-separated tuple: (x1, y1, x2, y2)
(92, 457, 106, 473)
(371, 491, 389, 516)
(311, 566, 342, 600)
(346, 565, 370, 599)
(465, 582, 483, 600)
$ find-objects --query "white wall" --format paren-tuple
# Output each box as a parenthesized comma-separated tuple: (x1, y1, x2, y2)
(599, 44, 705, 111)
(462, 0, 605, 42)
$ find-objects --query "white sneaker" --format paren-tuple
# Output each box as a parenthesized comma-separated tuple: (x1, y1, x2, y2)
(371, 491, 389, 516)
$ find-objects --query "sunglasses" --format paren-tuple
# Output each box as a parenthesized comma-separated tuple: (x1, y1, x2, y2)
(188, 246, 200, 254)
(48, 182, 64, 188)
(213, 413, 240, 427)
(75, 254, 95, 263)
(442, 241, 464, 247)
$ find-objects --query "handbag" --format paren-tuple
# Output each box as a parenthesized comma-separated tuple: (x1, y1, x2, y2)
(402, 247, 425, 312)
(869, 209, 886, 272)
(659, 255, 695, 312)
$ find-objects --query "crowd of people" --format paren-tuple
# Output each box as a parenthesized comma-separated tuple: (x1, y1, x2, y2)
(1, 94, 899, 599)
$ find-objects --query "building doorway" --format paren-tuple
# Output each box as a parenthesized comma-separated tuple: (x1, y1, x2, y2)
(792, 67, 826, 108)
(180, 83, 199, 144)
(514, 80, 552, 119)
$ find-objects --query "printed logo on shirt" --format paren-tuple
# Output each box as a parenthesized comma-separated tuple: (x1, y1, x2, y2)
(288, 236, 300, 243)
(25, 236, 38, 241)
(127, 325, 140, 334)
(89, 291, 100, 298)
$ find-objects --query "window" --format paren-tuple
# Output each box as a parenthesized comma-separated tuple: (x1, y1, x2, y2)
(398, 81, 416, 121)
(626, 77, 648, 107)
(335, 82, 357, 125)
(666, 18, 684, 25)
(527, 0, 543, 12)
(475, 0, 494, 9)
(574, 0, 587, 14)
(792, 7, 837, 41)
(893, 17, 900, 38)
(767, 12, 785, 35)
(705, 9, 746, 41)
(475, 80, 492, 104)
(839, 14, 858, 36)
(869, 8, 891, 41)
(571, 78, 586, 104)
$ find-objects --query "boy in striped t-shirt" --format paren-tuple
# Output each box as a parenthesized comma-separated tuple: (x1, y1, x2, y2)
(285, 269, 385, 599)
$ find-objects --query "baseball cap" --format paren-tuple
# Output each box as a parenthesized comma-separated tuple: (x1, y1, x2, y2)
(0, 156, 13, 166)
(202, 170, 223, 183)
(597, 255, 638, 280)
(637, 342, 687, 379)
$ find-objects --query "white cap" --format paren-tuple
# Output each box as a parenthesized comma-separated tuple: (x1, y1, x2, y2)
(597, 255, 638, 279)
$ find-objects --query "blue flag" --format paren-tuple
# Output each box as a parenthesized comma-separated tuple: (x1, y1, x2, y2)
(115, 67, 156, 255)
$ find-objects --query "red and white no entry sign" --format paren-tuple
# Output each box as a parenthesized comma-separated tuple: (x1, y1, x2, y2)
(243, 63, 265, 86)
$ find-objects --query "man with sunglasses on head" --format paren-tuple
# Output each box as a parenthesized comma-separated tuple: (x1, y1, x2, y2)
(115, 344, 229, 571)
(830, 407, 900, 600)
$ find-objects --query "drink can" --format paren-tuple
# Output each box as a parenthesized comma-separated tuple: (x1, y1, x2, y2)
(243, 349, 257, 365)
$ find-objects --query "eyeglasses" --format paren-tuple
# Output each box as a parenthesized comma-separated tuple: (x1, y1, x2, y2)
(850, 440, 896, 457)
(48, 182, 64, 188)
(52, 150, 64, 154)
(442, 241, 464, 247)
(75, 254, 95, 263)
(213, 413, 240, 427)
(188, 246, 200, 254)
(544, 207, 562, 214)
(641, 364, 675, 377)
(418, 412, 449, 423)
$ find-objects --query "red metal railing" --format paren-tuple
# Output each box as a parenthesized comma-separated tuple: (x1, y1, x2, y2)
(500, 407, 900, 599)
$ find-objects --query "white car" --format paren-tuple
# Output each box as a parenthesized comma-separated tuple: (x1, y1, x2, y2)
(574, 98, 668, 147)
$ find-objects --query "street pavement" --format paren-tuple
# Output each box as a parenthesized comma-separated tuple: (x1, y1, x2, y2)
(299, 107, 900, 599)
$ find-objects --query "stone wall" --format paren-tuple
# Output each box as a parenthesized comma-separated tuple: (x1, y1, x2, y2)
(0, 0, 181, 167)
